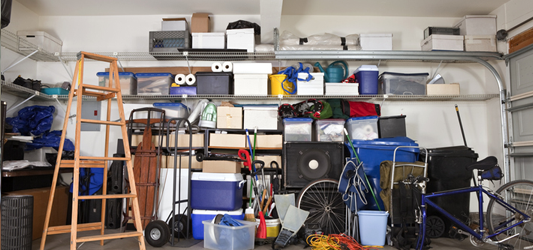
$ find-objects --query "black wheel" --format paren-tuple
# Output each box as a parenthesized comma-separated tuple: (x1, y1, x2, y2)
(167, 214, 191, 238)
(297, 178, 346, 235)
(487, 180, 533, 249)
(426, 215, 445, 238)
(196, 153, 204, 162)
(145, 220, 170, 247)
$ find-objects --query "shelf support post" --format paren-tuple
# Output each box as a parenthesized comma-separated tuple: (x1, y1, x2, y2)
(6, 94, 36, 113)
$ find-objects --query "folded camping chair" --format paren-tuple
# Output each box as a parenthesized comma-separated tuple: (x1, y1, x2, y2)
(338, 158, 368, 240)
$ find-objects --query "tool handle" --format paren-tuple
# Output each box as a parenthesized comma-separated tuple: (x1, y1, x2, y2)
(263, 195, 273, 214)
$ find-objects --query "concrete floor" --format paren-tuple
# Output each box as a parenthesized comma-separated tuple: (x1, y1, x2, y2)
(32, 229, 499, 250)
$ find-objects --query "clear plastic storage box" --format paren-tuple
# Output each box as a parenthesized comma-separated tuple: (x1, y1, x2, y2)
(202, 220, 256, 250)
(152, 103, 189, 119)
(96, 72, 137, 95)
(283, 118, 313, 141)
(346, 116, 379, 140)
(136, 73, 173, 95)
(379, 72, 429, 95)
(315, 119, 345, 141)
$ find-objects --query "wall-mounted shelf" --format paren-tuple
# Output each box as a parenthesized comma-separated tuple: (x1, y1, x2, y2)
(58, 51, 277, 62)
(1, 82, 58, 101)
(0, 29, 60, 62)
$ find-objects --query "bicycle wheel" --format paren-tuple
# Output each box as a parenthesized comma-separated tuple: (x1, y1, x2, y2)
(487, 180, 533, 249)
(297, 178, 346, 235)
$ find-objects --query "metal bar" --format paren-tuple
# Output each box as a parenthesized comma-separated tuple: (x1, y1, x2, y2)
(425, 198, 481, 239)
(6, 94, 36, 113)
(1, 50, 39, 74)
(507, 102, 533, 112)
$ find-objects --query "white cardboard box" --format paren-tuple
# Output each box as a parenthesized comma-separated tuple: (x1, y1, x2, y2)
(297, 72, 324, 95)
(232, 63, 272, 74)
(234, 74, 268, 95)
(17, 30, 63, 53)
(162, 18, 188, 31)
(360, 33, 393, 50)
(217, 106, 243, 129)
(192, 32, 225, 49)
(227, 28, 255, 52)
(465, 35, 497, 52)
(243, 105, 278, 130)
(427, 83, 460, 95)
(421, 35, 464, 51)
(326, 83, 359, 96)
(454, 15, 497, 36)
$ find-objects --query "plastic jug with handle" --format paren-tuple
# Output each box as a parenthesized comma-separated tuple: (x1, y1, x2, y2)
(314, 61, 349, 83)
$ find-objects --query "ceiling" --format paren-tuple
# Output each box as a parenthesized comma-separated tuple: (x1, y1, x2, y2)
(15, 0, 510, 17)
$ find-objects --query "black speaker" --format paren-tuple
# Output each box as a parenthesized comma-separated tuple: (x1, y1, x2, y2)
(283, 142, 344, 188)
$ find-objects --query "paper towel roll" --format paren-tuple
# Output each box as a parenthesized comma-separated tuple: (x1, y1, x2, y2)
(175, 74, 186, 85)
(211, 62, 223, 72)
(186, 74, 196, 85)
(222, 62, 233, 72)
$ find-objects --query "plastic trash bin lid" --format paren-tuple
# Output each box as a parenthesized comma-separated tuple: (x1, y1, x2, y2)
(347, 136, 419, 153)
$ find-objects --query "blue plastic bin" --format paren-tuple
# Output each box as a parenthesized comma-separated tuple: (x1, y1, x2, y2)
(359, 210, 389, 246)
(191, 173, 245, 211)
(170, 86, 196, 95)
(191, 209, 244, 240)
(354, 65, 379, 95)
(41, 88, 69, 95)
(346, 137, 419, 210)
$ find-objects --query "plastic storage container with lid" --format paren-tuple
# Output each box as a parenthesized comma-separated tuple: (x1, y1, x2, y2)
(345, 116, 379, 141)
(191, 209, 244, 240)
(378, 72, 429, 95)
(421, 34, 464, 51)
(454, 15, 497, 36)
(227, 28, 255, 52)
(202, 219, 256, 250)
(96, 72, 137, 95)
(196, 72, 234, 95)
(152, 103, 189, 119)
(17, 30, 63, 53)
(136, 73, 172, 95)
(190, 173, 245, 211)
(378, 115, 406, 138)
(360, 33, 392, 50)
(315, 119, 345, 142)
(354, 65, 379, 95)
(297, 72, 324, 95)
(283, 118, 313, 141)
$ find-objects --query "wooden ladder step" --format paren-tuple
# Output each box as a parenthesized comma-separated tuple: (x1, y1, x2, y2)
(80, 156, 130, 161)
(82, 85, 120, 93)
(60, 160, 106, 168)
(80, 119, 125, 126)
(81, 52, 118, 63)
(78, 194, 136, 200)
(47, 222, 102, 235)
(76, 232, 142, 243)
(73, 89, 116, 101)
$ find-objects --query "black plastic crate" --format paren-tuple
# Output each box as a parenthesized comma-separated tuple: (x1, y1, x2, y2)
(195, 72, 234, 95)
(378, 115, 406, 138)
(424, 27, 460, 39)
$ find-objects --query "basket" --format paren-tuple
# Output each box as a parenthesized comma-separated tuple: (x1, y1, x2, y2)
(1, 195, 33, 250)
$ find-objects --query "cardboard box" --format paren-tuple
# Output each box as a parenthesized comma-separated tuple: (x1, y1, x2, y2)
(217, 106, 243, 129)
(255, 155, 282, 167)
(164, 155, 203, 169)
(192, 32, 225, 49)
(427, 83, 460, 95)
(209, 133, 245, 148)
(202, 160, 241, 173)
(4, 186, 69, 240)
(191, 13, 210, 32)
(162, 18, 188, 31)
(245, 134, 283, 148)
(153, 133, 204, 148)
(243, 105, 278, 130)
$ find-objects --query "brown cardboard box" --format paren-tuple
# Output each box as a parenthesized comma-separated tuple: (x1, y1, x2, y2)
(217, 106, 243, 129)
(164, 155, 203, 169)
(256, 155, 282, 167)
(154, 133, 205, 147)
(245, 134, 283, 148)
(191, 13, 210, 32)
(209, 133, 246, 148)
(203, 160, 241, 173)
(4, 186, 69, 240)
(427, 83, 460, 95)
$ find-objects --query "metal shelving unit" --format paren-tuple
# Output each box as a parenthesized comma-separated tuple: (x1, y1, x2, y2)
(58, 51, 277, 62)
(0, 29, 60, 62)
(1, 82, 57, 101)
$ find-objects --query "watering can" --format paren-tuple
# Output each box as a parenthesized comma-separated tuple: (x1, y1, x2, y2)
(314, 61, 349, 83)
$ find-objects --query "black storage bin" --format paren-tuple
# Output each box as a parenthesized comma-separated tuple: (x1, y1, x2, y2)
(378, 115, 406, 138)
(3, 140, 25, 161)
(1, 195, 33, 250)
(196, 72, 234, 94)
(423, 146, 478, 237)
(424, 27, 460, 39)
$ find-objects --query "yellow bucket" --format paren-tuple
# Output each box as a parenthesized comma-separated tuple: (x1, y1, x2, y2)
(269, 74, 294, 96)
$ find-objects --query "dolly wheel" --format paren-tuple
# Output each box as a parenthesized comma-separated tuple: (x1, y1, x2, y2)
(167, 214, 191, 238)
(145, 220, 170, 247)
(426, 216, 445, 238)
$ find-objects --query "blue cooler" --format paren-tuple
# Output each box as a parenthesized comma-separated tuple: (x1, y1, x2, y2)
(191, 209, 244, 240)
(346, 137, 419, 210)
(354, 65, 379, 95)
(191, 173, 245, 211)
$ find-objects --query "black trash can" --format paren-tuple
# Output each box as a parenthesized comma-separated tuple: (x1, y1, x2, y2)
(424, 146, 478, 237)
(1, 195, 33, 250)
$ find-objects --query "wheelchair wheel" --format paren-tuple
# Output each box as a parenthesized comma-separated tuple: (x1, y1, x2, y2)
(487, 180, 533, 249)
(297, 178, 346, 235)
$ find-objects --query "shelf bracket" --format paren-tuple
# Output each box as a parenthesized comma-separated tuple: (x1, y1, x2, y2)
(1, 50, 39, 75)
(113, 52, 125, 72)
(6, 94, 36, 113)
(58, 54, 73, 80)
(380, 94, 389, 109)
(53, 97, 75, 119)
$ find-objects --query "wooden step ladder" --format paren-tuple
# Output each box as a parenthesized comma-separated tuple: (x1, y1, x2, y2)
(40, 52, 146, 250)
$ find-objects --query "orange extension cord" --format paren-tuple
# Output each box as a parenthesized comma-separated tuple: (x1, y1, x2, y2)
(306, 233, 383, 250)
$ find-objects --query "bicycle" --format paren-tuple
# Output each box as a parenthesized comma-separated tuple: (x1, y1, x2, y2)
(414, 155, 533, 250)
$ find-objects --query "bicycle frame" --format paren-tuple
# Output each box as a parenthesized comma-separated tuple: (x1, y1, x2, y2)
(417, 183, 531, 249)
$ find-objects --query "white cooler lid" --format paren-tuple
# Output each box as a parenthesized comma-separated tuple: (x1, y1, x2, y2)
(191, 172, 243, 182)
(193, 208, 243, 215)
(354, 65, 378, 74)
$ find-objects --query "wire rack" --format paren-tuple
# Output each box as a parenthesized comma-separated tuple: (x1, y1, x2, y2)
(0, 30, 60, 62)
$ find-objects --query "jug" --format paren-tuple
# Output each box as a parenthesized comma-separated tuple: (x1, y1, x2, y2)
(314, 61, 348, 83)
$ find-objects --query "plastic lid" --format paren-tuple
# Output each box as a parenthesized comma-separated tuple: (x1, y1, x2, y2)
(136, 73, 173, 77)
(153, 103, 187, 108)
(96, 72, 135, 77)
(193, 208, 243, 215)
(347, 116, 379, 121)
(353, 65, 379, 74)
(380, 72, 429, 77)
(226, 28, 254, 34)
(358, 210, 389, 216)
(347, 136, 419, 149)
(191, 172, 243, 182)
(283, 118, 313, 123)
(360, 33, 393, 37)
(379, 115, 406, 120)
(242, 105, 278, 111)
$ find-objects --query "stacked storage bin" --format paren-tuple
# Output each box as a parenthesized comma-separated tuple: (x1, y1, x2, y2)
(190, 172, 245, 240)
(233, 63, 272, 95)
